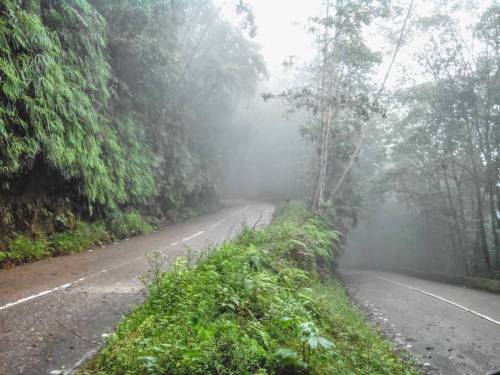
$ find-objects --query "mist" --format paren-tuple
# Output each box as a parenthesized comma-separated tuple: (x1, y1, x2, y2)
(339, 194, 462, 275)
(221, 97, 312, 202)
(1, 1, 500, 374)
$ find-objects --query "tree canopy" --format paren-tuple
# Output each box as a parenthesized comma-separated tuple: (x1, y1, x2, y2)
(0, 0, 265, 237)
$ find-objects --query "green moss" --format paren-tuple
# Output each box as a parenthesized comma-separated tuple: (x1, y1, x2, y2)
(84, 204, 417, 375)
(31, 211, 153, 257)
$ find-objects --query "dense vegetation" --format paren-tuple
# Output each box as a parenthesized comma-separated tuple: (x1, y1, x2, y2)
(0, 211, 152, 263)
(84, 203, 416, 375)
(336, 2, 500, 280)
(277, 0, 499, 279)
(0, 0, 264, 263)
(382, 4, 500, 278)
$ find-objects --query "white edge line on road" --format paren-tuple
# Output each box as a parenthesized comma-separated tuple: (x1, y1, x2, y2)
(64, 205, 253, 373)
(64, 346, 102, 375)
(0, 204, 251, 312)
(1, 230, 201, 313)
(210, 217, 227, 229)
(230, 205, 250, 217)
(0, 280, 83, 312)
(376, 276, 500, 327)
(182, 230, 205, 242)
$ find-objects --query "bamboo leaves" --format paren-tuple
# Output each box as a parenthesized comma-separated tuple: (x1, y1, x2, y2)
(0, 0, 154, 211)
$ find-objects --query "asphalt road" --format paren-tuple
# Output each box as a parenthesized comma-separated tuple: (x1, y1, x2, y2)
(339, 269, 500, 375)
(0, 200, 275, 375)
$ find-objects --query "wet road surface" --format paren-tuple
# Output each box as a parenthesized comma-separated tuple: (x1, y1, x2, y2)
(339, 269, 500, 375)
(0, 200, 274, 375)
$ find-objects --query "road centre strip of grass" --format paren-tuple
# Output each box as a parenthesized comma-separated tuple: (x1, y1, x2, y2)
(84, 203, 418, 375)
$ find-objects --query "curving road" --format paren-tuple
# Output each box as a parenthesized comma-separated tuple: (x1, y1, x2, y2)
(0, 200, 274, 375)
(339, 269, 500, 375)
(3, 203, 498, 375)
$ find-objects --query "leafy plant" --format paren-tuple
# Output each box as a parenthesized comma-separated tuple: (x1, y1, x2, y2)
(0, 251, 9, 262)
(297, 321, 335, 373)
(84, 203, 417, 375)
(106, 212, 153, 239)
(7, 235, 50, 262)
(51, 221, 111, 254)
(1, 0, 264, 248)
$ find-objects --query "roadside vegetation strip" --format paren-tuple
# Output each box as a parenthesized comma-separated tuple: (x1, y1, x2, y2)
(0, 211, 153, 267)
(0, 210, 236, 313)
(83, 203, 418, 375)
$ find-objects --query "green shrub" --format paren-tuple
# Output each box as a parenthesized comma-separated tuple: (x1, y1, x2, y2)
(0, 251, 11, 262)
(0, 210, 152, 265)
(86, 203, 416, 375)
(239, 202, 340, 275)
(0, 0, 155, 211)
(7, 235, 50, 262)
(107, 211, 153, 239)
(51, 221, 111, 254)
(51, 231, 90, 254)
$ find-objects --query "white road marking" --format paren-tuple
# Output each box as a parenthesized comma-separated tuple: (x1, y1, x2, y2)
(64, 205, 252, 372)
(0, 280, 82, 312)
(0, 204, 252, 313)
(376, 276, 500, 327)
(230, 205, 250, 217)
(210, 217, 226, 229)
(182, 231, 205, 242)
(63, 346, 101, 375)
(1, 202, 265, 375)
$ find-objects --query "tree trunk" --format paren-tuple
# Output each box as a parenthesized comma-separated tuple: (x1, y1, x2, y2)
(443, 167, 467, 273)
(487, 166, 500, 271)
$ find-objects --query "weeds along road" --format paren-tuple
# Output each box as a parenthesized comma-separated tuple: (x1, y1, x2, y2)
(0, 200, 275, 375)
(340, 269, 500, 375)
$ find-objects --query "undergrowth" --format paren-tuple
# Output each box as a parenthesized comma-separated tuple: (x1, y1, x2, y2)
(106, 211, 154, 240)
(0, 211, 152, 265)
(84, 202, 418, 375)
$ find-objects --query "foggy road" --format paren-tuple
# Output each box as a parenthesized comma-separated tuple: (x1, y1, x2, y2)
(0, 200, 274, 375)
(339, 269, 500, 375)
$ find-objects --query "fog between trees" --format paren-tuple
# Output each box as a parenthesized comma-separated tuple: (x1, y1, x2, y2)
(0, 0, 499, 279)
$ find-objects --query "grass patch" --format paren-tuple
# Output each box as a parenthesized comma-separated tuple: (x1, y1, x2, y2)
(106, 211, 154, 240)
(0, 211, 152, 265)
(51, 222, 111, 255)
(5, 234, 50, 262)
(83, 203, 417, 375)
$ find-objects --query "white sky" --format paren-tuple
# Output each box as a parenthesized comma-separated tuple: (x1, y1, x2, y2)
(220, 0, 495, 91)
(221, 0, 321, 89)
(236, 1, 321, 70)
